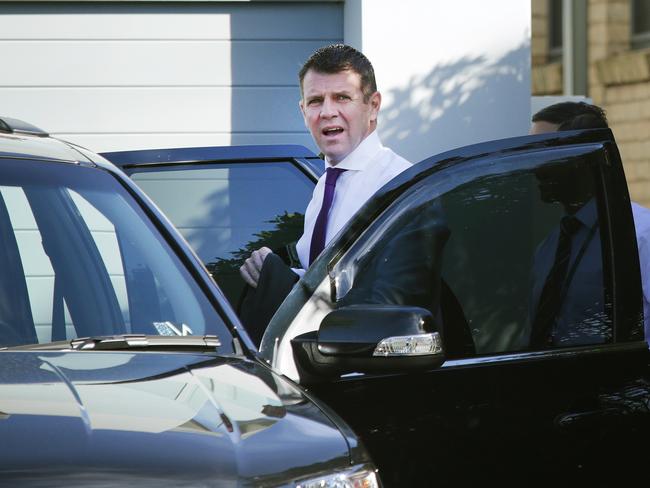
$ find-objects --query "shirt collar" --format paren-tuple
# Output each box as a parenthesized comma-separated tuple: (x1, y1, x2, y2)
(324, 130, 383, 172)
(572, 198, 598, 227)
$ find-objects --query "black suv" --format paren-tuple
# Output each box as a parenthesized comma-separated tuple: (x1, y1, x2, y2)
(0, 118, 379, 487)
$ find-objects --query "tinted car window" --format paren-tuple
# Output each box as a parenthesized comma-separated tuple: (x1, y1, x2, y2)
(130, 162, 314, 306)
(332, 153, 611, 356)
(0, 159, 232, 351)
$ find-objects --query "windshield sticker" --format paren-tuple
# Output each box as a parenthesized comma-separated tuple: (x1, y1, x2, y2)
(153, 321, 194, 336)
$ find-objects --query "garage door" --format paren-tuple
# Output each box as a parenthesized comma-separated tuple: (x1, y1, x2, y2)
(0, 2, 342, 152)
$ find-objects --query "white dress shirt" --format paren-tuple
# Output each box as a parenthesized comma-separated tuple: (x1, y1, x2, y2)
(631, 202, 650, 343)
(295, 131, 411, 271)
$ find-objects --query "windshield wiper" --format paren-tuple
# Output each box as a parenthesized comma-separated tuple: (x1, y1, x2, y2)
(2, 334, 222, 352)
(69, 334, 221, 351)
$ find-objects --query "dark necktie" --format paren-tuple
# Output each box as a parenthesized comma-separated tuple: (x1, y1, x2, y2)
(530, 215, 581, 347)
(309, 167, 346, 265)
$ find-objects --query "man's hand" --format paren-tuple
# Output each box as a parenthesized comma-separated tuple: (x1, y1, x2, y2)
(240, 247, 273, 288)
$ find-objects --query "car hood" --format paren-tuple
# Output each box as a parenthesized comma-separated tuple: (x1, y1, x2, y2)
(0, 350, 352, 487)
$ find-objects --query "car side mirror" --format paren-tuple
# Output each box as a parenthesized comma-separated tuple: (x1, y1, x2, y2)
(291, 305, 445, 380)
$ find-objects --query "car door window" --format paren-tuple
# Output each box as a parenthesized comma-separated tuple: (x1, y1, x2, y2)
(130, 162, 314, 307)
(331, 148, 612, 356)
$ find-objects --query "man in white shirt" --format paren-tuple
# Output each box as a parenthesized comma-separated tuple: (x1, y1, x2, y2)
(240, 44, 411, 286)
(530, 101, 650, 344)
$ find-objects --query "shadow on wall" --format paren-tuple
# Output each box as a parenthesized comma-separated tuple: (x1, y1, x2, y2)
(380, 41, 531, 164)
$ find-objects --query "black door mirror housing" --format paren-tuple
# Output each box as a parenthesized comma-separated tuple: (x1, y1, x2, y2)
(291, 305, 445, 380)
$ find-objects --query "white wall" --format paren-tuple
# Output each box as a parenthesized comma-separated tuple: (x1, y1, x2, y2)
(345, 0, 531, 164)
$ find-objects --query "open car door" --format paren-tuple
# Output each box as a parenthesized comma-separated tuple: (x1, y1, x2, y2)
(259, 129, 650, 486)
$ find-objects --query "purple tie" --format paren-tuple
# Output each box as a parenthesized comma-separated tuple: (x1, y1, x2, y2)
(309, 167, 346, 265)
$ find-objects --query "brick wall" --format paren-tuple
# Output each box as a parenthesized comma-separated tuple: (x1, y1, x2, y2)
(532, 0, 563, 94)
(532, 0, 650, 206)
(532, 0, 550, 65)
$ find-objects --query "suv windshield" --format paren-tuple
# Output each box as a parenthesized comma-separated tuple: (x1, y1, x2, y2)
(0, 158, 233, 353)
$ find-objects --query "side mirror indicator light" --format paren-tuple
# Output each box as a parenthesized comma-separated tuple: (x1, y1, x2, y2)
(373, 332, 442, 357)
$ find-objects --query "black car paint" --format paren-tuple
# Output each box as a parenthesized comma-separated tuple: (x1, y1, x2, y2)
(104, 129, 650, 486)
(0, 350, 360, 486)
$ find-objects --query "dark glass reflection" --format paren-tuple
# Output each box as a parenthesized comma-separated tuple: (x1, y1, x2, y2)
(333, 157, 612, 357)
(206, 211, 304, 307)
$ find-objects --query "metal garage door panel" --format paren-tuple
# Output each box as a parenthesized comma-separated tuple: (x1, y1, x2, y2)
(0, 3, 342, 39)
(3, 40, 333, 86)
(0, 87, 303, 132)
(0, 2, 342, 151)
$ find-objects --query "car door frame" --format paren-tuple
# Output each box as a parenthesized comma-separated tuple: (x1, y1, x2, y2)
(101, 144, 323, 182)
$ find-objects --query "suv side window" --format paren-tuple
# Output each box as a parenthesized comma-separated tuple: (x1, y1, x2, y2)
(332, 152, 612, 356)
(130, 162, 314, 306)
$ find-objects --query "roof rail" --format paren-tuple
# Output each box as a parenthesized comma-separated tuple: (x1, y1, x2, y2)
(0, 117, 49, 137)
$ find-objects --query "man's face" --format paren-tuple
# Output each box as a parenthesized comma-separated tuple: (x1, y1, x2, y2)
(529, 120, 560, 135)
(300, 69, 381, 165)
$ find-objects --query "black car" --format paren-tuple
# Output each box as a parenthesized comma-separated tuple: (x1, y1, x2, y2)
(0, 117, 380, 487)
(104, 127, 650, 486)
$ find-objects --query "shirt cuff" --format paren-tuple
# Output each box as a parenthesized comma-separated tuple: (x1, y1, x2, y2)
(291, 268, 306, 278)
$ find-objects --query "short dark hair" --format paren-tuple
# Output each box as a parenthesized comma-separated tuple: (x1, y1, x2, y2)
(532, 101, 609, 130)
(299, 44, 377, 102)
